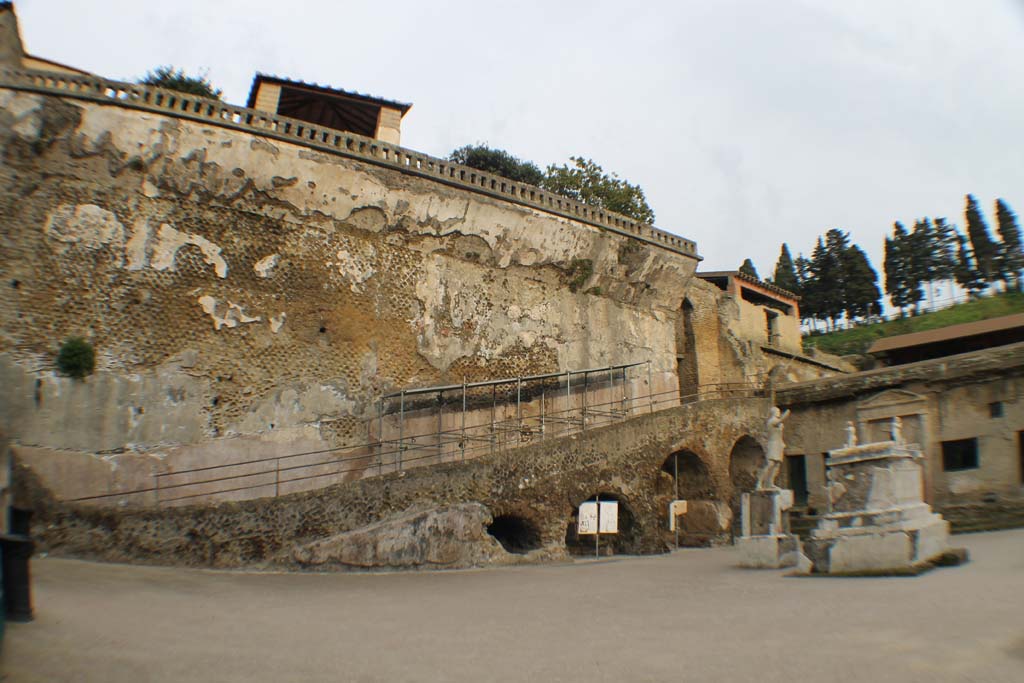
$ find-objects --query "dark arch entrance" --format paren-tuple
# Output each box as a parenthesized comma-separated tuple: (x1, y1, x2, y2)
(677, 299, 698, 398)
(661, 450, 713, 500)
(564, 493, 640, 557)
(729, 436, 765, 539)
(487, 514, 542, 554)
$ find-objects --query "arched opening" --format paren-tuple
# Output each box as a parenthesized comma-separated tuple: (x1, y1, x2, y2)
(676, 299, 698, 399)
(487, 515, 542, 554)
(564, 493, 640, 557)
(729, 435, 765, 539)
(661, 450, 714, 499)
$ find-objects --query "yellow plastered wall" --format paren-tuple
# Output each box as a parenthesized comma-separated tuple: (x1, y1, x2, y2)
(252, 83, 282, 114)
(376, 106, 402, 145)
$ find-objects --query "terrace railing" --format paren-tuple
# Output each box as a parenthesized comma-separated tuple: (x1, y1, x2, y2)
(68, 362, 765, 508)
(0, 67, 698, 259)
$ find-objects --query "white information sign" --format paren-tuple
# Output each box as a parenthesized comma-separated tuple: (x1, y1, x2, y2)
(577, 500, 619, 534)
(577, 502, 599, 535)
(599, 501, 618, 533)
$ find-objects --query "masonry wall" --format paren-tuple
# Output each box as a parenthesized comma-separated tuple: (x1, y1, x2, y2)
(0, 88, 698, 502)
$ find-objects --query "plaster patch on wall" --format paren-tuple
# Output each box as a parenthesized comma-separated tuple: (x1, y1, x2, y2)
(254, 254, 280, 278)
(124, 218, 152, 271)
(269, 312, 287, 334)
(197, 295, 261, 331)
(44, 204, 125, 256)
(149, 223, 228, 278)
(333, 247, 376, 292)
(0, 91, 44, 140)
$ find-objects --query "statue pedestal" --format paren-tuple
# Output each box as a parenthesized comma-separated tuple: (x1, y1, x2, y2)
(803, 441, 954, 575)
(736, 488, 804, 569)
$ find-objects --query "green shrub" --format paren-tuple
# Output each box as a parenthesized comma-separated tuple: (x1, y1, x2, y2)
(57, 337, 95, 379)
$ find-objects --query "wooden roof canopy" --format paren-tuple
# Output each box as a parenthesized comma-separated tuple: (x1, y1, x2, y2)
(246, 74, 411, 139)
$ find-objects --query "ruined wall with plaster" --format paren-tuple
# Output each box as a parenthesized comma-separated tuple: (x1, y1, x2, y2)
(0, 87, 699, 498)
(682, 278, 846, 394)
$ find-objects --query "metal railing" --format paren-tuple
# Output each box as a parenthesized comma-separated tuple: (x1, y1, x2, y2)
(68, 363, 764, 508)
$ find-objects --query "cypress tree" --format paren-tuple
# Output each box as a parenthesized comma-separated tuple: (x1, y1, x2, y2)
(954, 232, 986, 299)
(995, 199, 1024, 291)
(841, 244, 882, 321)
(811, 235, 843, 329)
(909, 218, 938, 311)
(965, 194, 1000, 285)
(794, 254, 817, 326)
(772, 244, 799, 294)
(884, 222, 921, 316)
(739, 258, 760, 280)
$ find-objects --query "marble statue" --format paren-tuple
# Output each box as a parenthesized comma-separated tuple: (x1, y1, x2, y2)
(756, 406, 791, 489)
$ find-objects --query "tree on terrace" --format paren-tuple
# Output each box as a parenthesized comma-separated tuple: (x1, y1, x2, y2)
(841, 244, 882, 321)
(884, 222, 922, 316)
(448, 144, 545, 186)
(953, 232, 986, 299)
(139, 66, 222, 100)
(541, 157, 656, 224)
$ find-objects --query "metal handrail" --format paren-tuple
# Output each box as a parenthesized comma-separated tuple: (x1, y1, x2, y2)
(68, 375, 764, 507)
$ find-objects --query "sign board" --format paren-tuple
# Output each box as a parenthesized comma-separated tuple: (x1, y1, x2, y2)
(577, 502, 598, 535)
(599, 501, 618, 533)
(668, 500, 688, 531)
(577, 500, 619, 534)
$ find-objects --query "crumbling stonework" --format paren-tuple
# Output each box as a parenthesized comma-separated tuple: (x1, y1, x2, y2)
(0, 85, 698, 496)
(14, 399, 771, 569)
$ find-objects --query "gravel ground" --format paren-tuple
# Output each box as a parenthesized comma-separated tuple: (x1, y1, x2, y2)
(2, 528, 1022, 682)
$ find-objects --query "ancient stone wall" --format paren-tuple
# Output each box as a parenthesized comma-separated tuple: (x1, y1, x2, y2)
(14, 398, 771, 570)
(0, 81, 699, 498)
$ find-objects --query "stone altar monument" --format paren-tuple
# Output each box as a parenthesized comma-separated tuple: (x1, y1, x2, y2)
(736, 407, 804, 569)
(801, 419, 961, 575)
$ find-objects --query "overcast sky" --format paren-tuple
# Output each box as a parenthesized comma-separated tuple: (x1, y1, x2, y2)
(16, 0, 1024, 286)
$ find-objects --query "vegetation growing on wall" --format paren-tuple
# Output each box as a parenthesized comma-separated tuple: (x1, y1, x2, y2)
(56, 337, 95, 379)
(564, 258, 594, 293)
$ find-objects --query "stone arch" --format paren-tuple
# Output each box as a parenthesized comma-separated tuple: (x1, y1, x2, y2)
(660, 449, 714, 500)
(676, 298, 698, 398)
(728, 435, 765, 539)
(487, 514, 543, 554)
(563, 492, 641, 557)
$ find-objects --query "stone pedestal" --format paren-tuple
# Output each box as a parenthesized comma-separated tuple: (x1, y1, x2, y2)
(736, 488, 803, 568)
(803, 441, 953, 575)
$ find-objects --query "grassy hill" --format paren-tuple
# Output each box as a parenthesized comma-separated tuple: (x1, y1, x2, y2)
(804, 292, 1024, 357)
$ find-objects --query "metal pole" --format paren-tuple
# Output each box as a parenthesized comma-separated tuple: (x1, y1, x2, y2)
(582, 371, 588, 432)
(461, 378, 467, 461)
(674, 453, 679, 549)
(517, 376, 522, 446)
(566, 369, 571, 436)
(275, 458, 281, 498)
(490, 385, 496, 455)
(377, 398, 383, 476)
(608, 365, 614, 425)
(154, 471, 160, 508)
(595, 493, 600, 558)
(540, 387, 546, 435)
(647, 360, 654, 413)
(398, 390, 405, 471)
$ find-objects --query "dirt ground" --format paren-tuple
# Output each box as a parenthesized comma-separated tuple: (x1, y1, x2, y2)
(2, 528, 1023, 682)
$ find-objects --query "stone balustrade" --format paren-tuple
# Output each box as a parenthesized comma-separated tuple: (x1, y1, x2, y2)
(0, 67, 699, 259)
